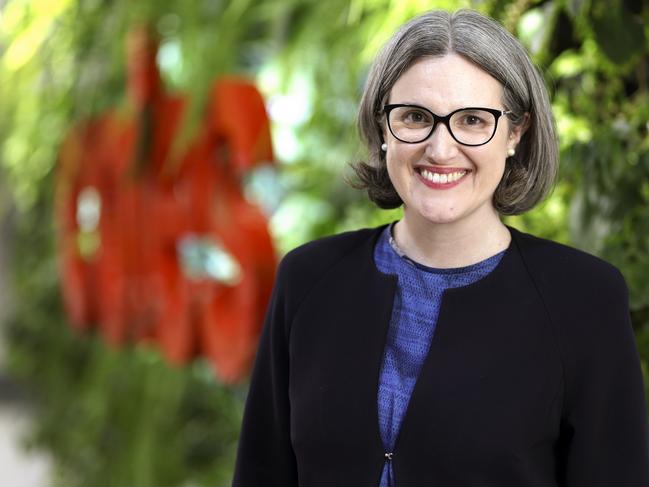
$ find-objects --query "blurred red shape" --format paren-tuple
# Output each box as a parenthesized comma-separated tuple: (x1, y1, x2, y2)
(207, 76, 274, 174)
(55, 28, 277, 383)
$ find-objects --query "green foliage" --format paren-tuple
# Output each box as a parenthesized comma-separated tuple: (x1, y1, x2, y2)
(520, 0, 649, 390)
(4, 171, 244, 486)
(10, 324, 244, 487)
(1, 0, 649, 485)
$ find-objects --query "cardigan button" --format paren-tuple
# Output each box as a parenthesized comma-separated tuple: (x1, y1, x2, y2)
(384, 452, 393, 461)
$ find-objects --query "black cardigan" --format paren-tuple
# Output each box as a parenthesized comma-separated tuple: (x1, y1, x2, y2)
(232, 225, 649, 486)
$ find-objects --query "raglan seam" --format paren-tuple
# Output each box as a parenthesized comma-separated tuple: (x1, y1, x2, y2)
(510, 230, 570, 416)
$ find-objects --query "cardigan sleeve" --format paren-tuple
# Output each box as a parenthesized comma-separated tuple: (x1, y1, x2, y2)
(558, 269, 649, 486)
(232, 258, 298, 487)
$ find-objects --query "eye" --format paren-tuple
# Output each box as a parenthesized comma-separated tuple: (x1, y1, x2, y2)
(460, 114, 486, 126)
(451, 109, 494, 130)
(405, 111, 424, 123)
(401, 108, 432, 125)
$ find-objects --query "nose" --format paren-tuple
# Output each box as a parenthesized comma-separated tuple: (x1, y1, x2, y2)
(423, 121, 458, 162)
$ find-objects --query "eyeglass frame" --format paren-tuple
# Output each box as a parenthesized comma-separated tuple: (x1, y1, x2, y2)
(383, 104, 512, 147)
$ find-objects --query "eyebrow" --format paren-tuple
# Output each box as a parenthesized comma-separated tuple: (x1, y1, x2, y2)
(387, 102, 504, 112)
(386, 101, 494, 108)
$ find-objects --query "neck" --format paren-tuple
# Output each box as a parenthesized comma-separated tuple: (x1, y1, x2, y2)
(393, 208, 511, 269)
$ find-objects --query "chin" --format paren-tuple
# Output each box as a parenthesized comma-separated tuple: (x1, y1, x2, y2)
(420, 214, 463, 226)
(408, 203, 464, 226)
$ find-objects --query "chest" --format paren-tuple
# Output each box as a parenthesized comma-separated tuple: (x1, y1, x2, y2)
(287, 264, 563, 473)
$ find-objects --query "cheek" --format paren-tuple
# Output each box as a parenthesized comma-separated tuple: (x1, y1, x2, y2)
(472, 146, 507, 178)
(385, 155, 413, 204)
(385, 155, 402, 190)
(491, 130, 512, 160)
(386, 151, 413, 186)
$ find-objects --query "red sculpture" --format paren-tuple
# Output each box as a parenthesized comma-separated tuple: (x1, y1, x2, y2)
(55, 26, 276, 383)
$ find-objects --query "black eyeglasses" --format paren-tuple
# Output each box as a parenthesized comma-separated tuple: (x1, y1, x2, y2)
(383, 104, 511, 147)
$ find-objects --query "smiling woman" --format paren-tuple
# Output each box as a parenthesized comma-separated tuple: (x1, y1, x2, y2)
(232, 9, 649, 487)
(380, 54, 522, 262)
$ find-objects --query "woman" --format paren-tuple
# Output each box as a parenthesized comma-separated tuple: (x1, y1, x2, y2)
(232, 9, 649, 487)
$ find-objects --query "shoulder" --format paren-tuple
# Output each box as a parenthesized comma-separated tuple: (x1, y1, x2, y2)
(509, 226, 627, 300)
(282, 225, 383, 270)
(509, 227, 638, 386)
(273, 224, 386, 305)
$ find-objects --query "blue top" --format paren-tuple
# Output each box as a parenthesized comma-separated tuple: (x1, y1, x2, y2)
(374, 224, 505, 486)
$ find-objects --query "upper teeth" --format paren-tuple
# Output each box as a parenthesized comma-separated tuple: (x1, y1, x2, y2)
(420, 169, 467, 184)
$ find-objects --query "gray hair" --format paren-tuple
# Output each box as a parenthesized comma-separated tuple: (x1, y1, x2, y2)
(352, 9, 558, 215)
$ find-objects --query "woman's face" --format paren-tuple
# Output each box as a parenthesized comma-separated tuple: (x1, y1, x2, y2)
(384, 54, 523, 228)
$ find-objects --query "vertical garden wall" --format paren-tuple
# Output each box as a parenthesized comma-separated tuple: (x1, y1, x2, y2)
(1, 0, 648, 485)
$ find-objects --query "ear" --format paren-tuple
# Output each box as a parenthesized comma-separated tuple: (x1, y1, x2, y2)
(509, 112, 530, 146)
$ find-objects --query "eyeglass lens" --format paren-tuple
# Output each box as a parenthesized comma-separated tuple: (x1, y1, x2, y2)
(388, 106, 498, 145)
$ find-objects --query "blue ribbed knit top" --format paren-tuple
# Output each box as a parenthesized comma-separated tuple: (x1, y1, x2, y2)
(374, 224, 506, 487)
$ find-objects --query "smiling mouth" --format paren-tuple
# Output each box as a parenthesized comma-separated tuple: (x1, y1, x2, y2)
(417, 167, 469, 184)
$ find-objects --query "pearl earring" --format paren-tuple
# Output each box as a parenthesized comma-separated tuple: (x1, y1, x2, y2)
(507, 148, 516, 157)
(381, 143, 387, 152)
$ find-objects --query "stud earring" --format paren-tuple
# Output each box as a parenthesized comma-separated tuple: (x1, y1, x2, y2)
(381, 143, 387, 152)
(507, 148, 516, 157)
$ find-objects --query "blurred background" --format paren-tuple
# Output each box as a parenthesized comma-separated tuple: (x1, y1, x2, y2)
(0, 0, 648, 485)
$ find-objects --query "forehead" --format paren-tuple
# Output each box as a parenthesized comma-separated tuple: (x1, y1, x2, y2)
(388, 54, 504, 111)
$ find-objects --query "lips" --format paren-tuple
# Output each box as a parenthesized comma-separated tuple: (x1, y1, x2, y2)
(415, 165, 471, 189)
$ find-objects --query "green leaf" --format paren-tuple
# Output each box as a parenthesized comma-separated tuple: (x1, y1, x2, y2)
(590, 2, 645, 65)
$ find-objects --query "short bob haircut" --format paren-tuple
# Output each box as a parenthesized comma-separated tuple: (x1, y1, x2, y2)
(353, 9, 558, 215)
